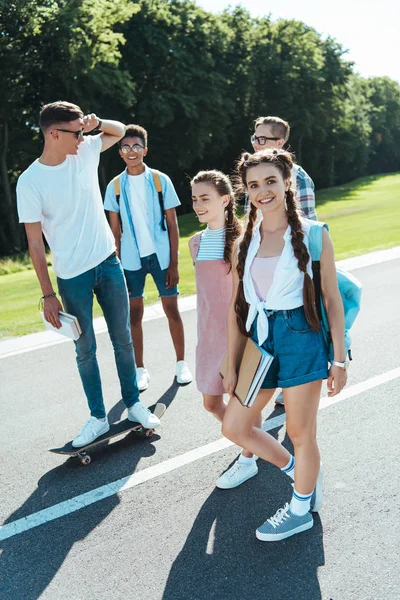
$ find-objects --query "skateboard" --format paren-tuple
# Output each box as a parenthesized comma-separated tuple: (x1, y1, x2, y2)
(49, 402, 166, 465)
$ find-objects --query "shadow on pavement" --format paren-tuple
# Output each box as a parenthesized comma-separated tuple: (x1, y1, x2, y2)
(0, 384, 179, 600)
(163, 424, 325, 600)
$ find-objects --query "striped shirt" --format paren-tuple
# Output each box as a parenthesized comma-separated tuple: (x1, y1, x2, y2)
(197, 226, 226, 261)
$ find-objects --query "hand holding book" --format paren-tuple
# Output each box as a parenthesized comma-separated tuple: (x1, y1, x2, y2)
(43, 295, 64, 328)
(220, 337, 274, 407)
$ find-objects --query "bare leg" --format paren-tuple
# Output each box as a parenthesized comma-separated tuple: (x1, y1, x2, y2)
(204, 393, 262, 458)
(129, 297, 144, 367)
(203, 394, 225, 422)
(222, 389, 291, 468)
(241, 412, 263, 458)
(284, 380, 322, 495)
(161, 296, 185, 362)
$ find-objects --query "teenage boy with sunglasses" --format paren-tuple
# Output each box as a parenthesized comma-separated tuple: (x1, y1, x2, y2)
(251, 116, 317, 221)
(104, 124, 193, 391)
(252, 115, 317, 407)
(17, 101, 160, 447)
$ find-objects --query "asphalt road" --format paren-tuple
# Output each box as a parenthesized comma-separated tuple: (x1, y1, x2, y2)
(0, 258, 399, 600)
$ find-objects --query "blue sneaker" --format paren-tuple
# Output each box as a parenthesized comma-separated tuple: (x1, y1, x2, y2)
(310, 463, 324, 512)
(256, 503, 313, 542)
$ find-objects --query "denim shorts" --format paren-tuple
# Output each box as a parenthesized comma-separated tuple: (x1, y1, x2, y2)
(251, 306, 328, 389)
(124, 253, 178, 299)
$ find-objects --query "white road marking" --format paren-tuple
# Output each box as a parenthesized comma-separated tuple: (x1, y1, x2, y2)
(1, 246, 399, 360)
(1, 366, 399, 542)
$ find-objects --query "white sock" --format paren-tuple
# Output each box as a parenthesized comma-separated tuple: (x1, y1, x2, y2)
(281, 455, 295, 480)
(290, 488, 313, 516)
(238, 454, 256, 465)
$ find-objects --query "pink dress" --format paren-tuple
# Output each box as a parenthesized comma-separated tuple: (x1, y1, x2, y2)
(189, 232, 233, 395)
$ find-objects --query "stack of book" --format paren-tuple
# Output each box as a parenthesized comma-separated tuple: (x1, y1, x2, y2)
(220, 337, 273, 407)
(40, 311, 82, 341)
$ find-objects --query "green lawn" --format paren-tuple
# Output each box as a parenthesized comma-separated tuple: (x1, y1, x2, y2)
(1, 172, 399, 339)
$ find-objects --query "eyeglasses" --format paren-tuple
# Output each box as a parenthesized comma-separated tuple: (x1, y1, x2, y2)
(55, 128, 84, 139)
(120, 144, 145, 154)
(251, 134, 282, 145)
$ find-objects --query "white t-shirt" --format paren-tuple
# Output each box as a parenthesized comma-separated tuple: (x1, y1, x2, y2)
(16, 135, 115, 279)
(127, 172, 156, 258)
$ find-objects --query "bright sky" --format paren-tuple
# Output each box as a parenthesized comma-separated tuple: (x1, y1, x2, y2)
(195, 0, 400, 83)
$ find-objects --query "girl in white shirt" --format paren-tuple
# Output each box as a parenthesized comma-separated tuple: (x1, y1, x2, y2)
(222, 149, 347, 542)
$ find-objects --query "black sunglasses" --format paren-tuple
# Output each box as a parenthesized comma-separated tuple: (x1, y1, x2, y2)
(251, 134, 282, 145)
(55, 128, 84, 139)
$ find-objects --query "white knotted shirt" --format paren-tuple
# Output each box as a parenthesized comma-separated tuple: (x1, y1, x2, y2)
(243, 216, 314, 345)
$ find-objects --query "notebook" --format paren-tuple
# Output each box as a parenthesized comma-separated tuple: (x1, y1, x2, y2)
(40, 311, 82, 341)
(220, 337, 273, 407)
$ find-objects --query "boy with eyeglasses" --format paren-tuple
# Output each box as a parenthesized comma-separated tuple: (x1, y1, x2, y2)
(251, 116, 317, 221)
(104, 124, 193, 390)
(17, 101, 160, 448)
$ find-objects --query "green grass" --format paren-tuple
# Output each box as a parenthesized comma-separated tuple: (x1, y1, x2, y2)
(1, 172, 399, 339)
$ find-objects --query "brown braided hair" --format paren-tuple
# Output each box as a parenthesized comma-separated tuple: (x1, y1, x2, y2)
(191, 170, 241, 272)
(234, 150, 320, 336)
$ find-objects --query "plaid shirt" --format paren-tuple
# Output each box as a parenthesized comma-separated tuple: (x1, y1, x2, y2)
(293, 165, 317, 221)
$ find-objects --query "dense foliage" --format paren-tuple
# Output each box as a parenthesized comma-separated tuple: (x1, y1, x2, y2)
(1, 0, 399, 254)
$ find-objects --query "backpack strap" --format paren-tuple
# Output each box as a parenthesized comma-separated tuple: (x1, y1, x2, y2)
(113, 175, 121, 205)
(309, 222, 329, 321)
(308, 221, 328, 261)
(152, 169, 167, 231)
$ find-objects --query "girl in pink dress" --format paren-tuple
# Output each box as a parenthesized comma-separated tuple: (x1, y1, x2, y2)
(189, 171, 262, 489)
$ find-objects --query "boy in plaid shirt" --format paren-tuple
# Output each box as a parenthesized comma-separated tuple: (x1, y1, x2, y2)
(251, 116, 317, 221)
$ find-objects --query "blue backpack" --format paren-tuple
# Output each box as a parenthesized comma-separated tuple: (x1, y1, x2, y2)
(308, 222, 362, 362)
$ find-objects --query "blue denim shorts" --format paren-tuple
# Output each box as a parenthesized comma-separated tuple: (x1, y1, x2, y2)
(124, 253, 178, 299)
(251, 306, 328, 389)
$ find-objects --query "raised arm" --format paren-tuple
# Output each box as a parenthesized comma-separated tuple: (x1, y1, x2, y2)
(82, 114, 125, 152)
(24, 222, 63, 328)
(320, 227, 347, 396)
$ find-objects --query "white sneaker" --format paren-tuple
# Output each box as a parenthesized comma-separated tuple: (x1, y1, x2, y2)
(127, 402, 160, 429)
(136, 367, 150, 391)
(216, 458, 258, 489)
(275, 391, 284, 405)
(176, 360, 193, 384)
(72, 416, 110, 448)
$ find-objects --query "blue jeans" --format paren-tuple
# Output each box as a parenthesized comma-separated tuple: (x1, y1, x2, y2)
(57, 253, 139, 418)
(251, 307, 328, 389)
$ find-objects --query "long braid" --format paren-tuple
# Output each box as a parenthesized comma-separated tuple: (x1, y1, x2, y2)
(224, 201, 242, 272)
(235, 203, 258, 336)
(285, 189, 320, 331)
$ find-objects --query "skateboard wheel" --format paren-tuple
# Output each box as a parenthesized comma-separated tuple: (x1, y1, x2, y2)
(81, 455, 91, 465)
(145, 429, 154, 438)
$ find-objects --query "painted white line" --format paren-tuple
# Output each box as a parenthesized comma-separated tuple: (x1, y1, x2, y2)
(336, 246, 400, 272)
(1, 246, 399, 360)
(1, 366, 399, 542)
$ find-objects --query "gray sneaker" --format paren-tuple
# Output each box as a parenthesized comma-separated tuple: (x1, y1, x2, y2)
(256, 503, 313, 542)
(310, 463, 324, 512)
